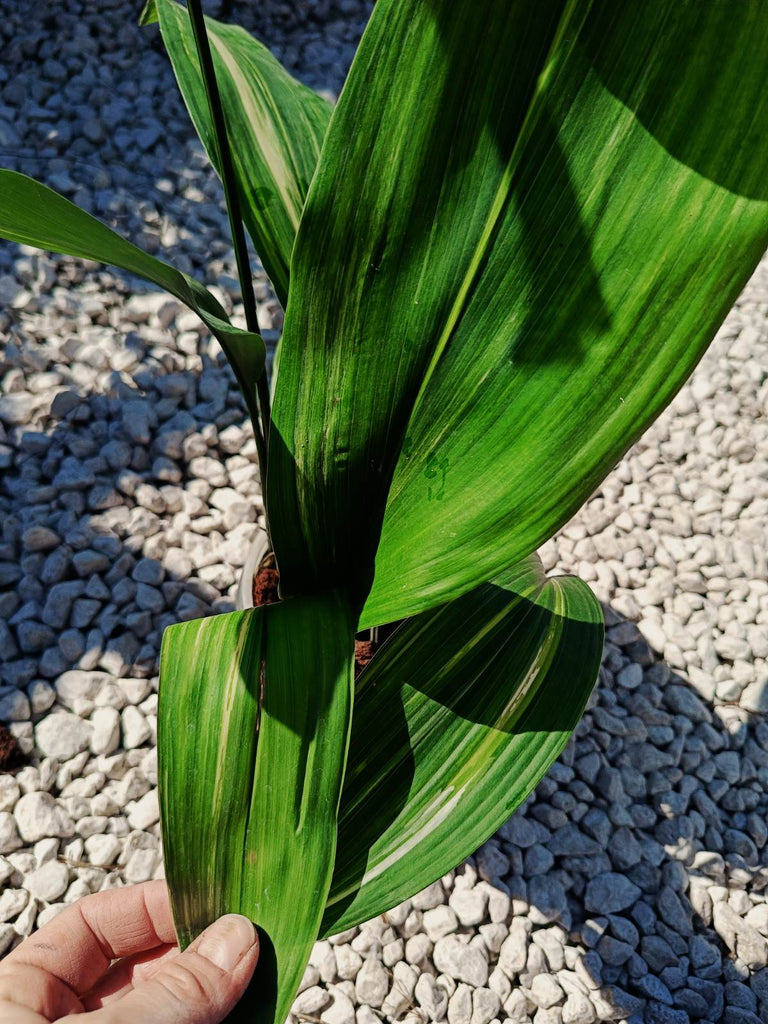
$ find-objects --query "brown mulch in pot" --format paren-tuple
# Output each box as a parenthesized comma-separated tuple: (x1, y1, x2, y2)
(0, 723, 27, 770)
(251, 556, 384, 678)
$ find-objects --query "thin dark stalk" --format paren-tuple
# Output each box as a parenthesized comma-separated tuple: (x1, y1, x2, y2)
(185, 0, 271, 466)
(238, 377, 269, 500)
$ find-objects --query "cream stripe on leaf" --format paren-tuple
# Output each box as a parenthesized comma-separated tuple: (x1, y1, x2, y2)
(150, 0, 331, 306)
(157, 554, 601, 1020)
(323, 555, 603, 933)
(158, 594, 356, 1024)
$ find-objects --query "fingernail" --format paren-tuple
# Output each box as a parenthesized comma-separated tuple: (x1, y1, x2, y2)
(198, 914, 256, 971)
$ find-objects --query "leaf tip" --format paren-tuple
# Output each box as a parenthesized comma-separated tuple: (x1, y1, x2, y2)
(139, 0, 159, 26)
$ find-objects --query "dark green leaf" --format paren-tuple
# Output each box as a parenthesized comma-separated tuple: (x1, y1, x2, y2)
(266, 0, 768, 623)
(323, 557, 603, 932)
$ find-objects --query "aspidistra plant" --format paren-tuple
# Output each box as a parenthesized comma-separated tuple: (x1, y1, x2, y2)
(1, 1, 767, 1021)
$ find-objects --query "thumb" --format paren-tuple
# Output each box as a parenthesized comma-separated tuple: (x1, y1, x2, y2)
(96, 914, 259, 1024)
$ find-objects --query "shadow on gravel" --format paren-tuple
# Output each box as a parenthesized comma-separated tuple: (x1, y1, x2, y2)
(0, 351, 258, 698)
(478, 604, 768, 1024)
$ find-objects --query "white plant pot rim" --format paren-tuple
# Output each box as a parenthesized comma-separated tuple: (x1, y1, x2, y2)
(235, 526, 271, 610)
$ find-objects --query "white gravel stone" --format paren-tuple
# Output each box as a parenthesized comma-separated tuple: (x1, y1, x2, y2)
(449, 886, 488, 927)
(478, 922, 507, 954)
(713, 901, 768, 968)
(401, 909, 423, 938)
(486, 885, 511, 924)
(0, 888, 28, 923)
(740, 680, 768, 713)
(354, 956, 389, 1008)
(0, 926, 15, 957)
(127, 789, 159, 831)
(55, 671, 110, 708)
(76, 816, 109, 839)
(84, 833, 122, 869)
(355, 1008, 380, 1024)
(498, 919, 531, 978)
(404, 932, 431, 965)
(14, 793, 74, 844)
(335, 945, 362, 980)
(0, 778, 20, 814)
(0, 393, 35, 425)
(470, 987, 500, 1024)
(90, 707, 121, 756)
(434, 936, 489, 987)
(412, 880, 446, 910)
(123, 848, 157, 884)
(320, 988, 356, 1024)
(298, 964, 321, 995)
(382, 962, 418, 1018)
(0, 859, 14, 886)
(14, 897, 39, 938)
(35, 713, 92, 760)
(0, 813, 22, 855)
(382, 937, 403, 967)
(561, 993, 596, 1024)
(423, 904, 459, 941)
(23, 861, 70, 903)
(415, 972, 449, 1021)
(33, 838, 59, 867)
(293, 986, 332, 1016)
(528, 974, 564, 1009)
(121, 706, 151, 749)
(447, 983, 473, 1024)
(118, 680, 152, 706)
(28, 681, 56, 715)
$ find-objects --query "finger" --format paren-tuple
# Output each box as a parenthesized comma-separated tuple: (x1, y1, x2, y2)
(0, 880, 174, 997)
(0, 1001, 53, 1024)
(0, 963, 81, 1023)
(82, 944, 178, 1009)
(65, 914, 259, 1024)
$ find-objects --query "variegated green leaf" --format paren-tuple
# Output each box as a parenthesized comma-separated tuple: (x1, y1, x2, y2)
(323, 557, 603, 933)
(266, 0, 768, 622)
(0, 170, 265, 419)
(158, 594, 355, 1024)
(150, 0, 331, 306)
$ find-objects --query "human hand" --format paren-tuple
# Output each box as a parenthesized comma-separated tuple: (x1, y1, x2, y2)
(0, 879, 259, 1023)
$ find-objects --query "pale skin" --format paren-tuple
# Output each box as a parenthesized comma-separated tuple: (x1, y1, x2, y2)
(0, 880, 259, 1024)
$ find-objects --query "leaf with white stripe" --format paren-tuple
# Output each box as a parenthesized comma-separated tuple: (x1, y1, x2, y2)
(322, 556, 603, 933)
(159, 593, 355, 1024)
(150, 0, 331, 305)
(266, 0, 768, 621)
